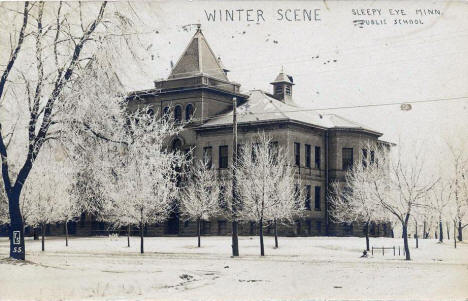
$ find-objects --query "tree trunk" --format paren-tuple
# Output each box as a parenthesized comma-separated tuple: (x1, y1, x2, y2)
(415, 221, 418, 249)
(127, 225, 131, 247)
(33, 228, 39, 240)
(402, 223, 410, 260)
(65, 221, 68, 247)
(439, 220, 443, 242)
(454, 220, 457, 248)
(365, 221, 370, 251)
(458, 221, 463, 241)
(274, 219, 278, 248)
(197, 218, 201, 248)
(8, 192, 25, 260)
(259, 218, 264, 256)
(232, 221, 239, 256)
(140, 222, 144, 254)
(41, 223, 45, 252)
(446, 222, 450, 240)
(423, 220, 427, 239)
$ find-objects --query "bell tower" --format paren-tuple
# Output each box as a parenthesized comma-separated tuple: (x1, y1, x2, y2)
(270, 67, 294, 103)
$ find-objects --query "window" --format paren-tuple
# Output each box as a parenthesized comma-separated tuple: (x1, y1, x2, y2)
(202, 221, 211, 235)
(235, 144, 244, 163)
(174, 105, 182, 123)
(285, 85, 291, 95)
(185, 104, 194, 121)
(315, 146, 321, 169)
(305, 185, 311, 210)
(370, 222, 376, 235)
(305, 144, 311, 168)
(147, 108, 154, 118)
(218, 221, 227, 235)
(80, 212, 86, 227)
(218, 185, 227, 209)
(362, 149, 368, 167)
(345, 223, 353, 235)
(294, 142, 300, 166)
(274, 85, 283, 94)
(306, 220, 312, 235)
(249, 222, 256, 235)
(342, 148, 354, 170)
(295, 184, 300, 202)
(203, 147, 212, 168)
(219, 145, 228, 169)
(184, 149, 192, 170)
(163, 106, 170, 119)
(251, 143, 260, 163)
(172, 138, 182, 151)
(269, 141, 279, 164)
(314, 186, 321, 210)
(296, 221, 302, 235)
(370, 150, 375, 165)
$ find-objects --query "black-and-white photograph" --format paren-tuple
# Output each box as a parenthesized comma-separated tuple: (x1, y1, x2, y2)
(0, 1, 467, 300)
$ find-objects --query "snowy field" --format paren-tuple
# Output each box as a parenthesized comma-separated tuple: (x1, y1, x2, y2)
(0, 236, 467, 301)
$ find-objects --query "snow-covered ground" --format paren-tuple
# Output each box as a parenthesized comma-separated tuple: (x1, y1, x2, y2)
(0, 235, 467, 301)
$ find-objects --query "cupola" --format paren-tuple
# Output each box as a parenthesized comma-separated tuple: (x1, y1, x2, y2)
(270, 67, 294, 103)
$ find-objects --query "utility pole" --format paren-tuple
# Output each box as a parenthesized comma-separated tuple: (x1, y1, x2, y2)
(231, 96, 239, 257)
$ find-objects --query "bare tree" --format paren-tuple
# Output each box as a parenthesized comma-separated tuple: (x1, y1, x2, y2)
(180, 157, 221, 247)
(236, 132, 303, 256)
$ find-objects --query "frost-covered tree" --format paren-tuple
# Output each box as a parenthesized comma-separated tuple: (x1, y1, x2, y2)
(0, 1, 150, 260)
(180, 157, 221, 247)
(429, 180, 452, 243)
(236, 132, 303, 256)
(447, 143, 468, 241)
(417, 198, 437, 239)
(21, 145, 74, 251)
(98, 111, 185, 254)
(0, 179, 8, 225)
(268, 164, 304, 249)
(365, 143, 435, 260)
(329, 145, 387, 251)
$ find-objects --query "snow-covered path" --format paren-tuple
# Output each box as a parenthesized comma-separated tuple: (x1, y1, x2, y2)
(0, 236, 467, 300)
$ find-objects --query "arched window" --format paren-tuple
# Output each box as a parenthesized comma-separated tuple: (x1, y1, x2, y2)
(174, 105, 182, 123)
(147, 108, 154, 118)
(185, 104, 194, 121)
(172, 138, 182, 151)
(162, 106, 170, 120)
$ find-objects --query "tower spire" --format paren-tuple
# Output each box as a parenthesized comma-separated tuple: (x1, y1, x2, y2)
(168, 25, 228, 81)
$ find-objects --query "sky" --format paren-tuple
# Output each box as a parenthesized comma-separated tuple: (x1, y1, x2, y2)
(116, 0, 468, 155)
(2, 0, 465, 170)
